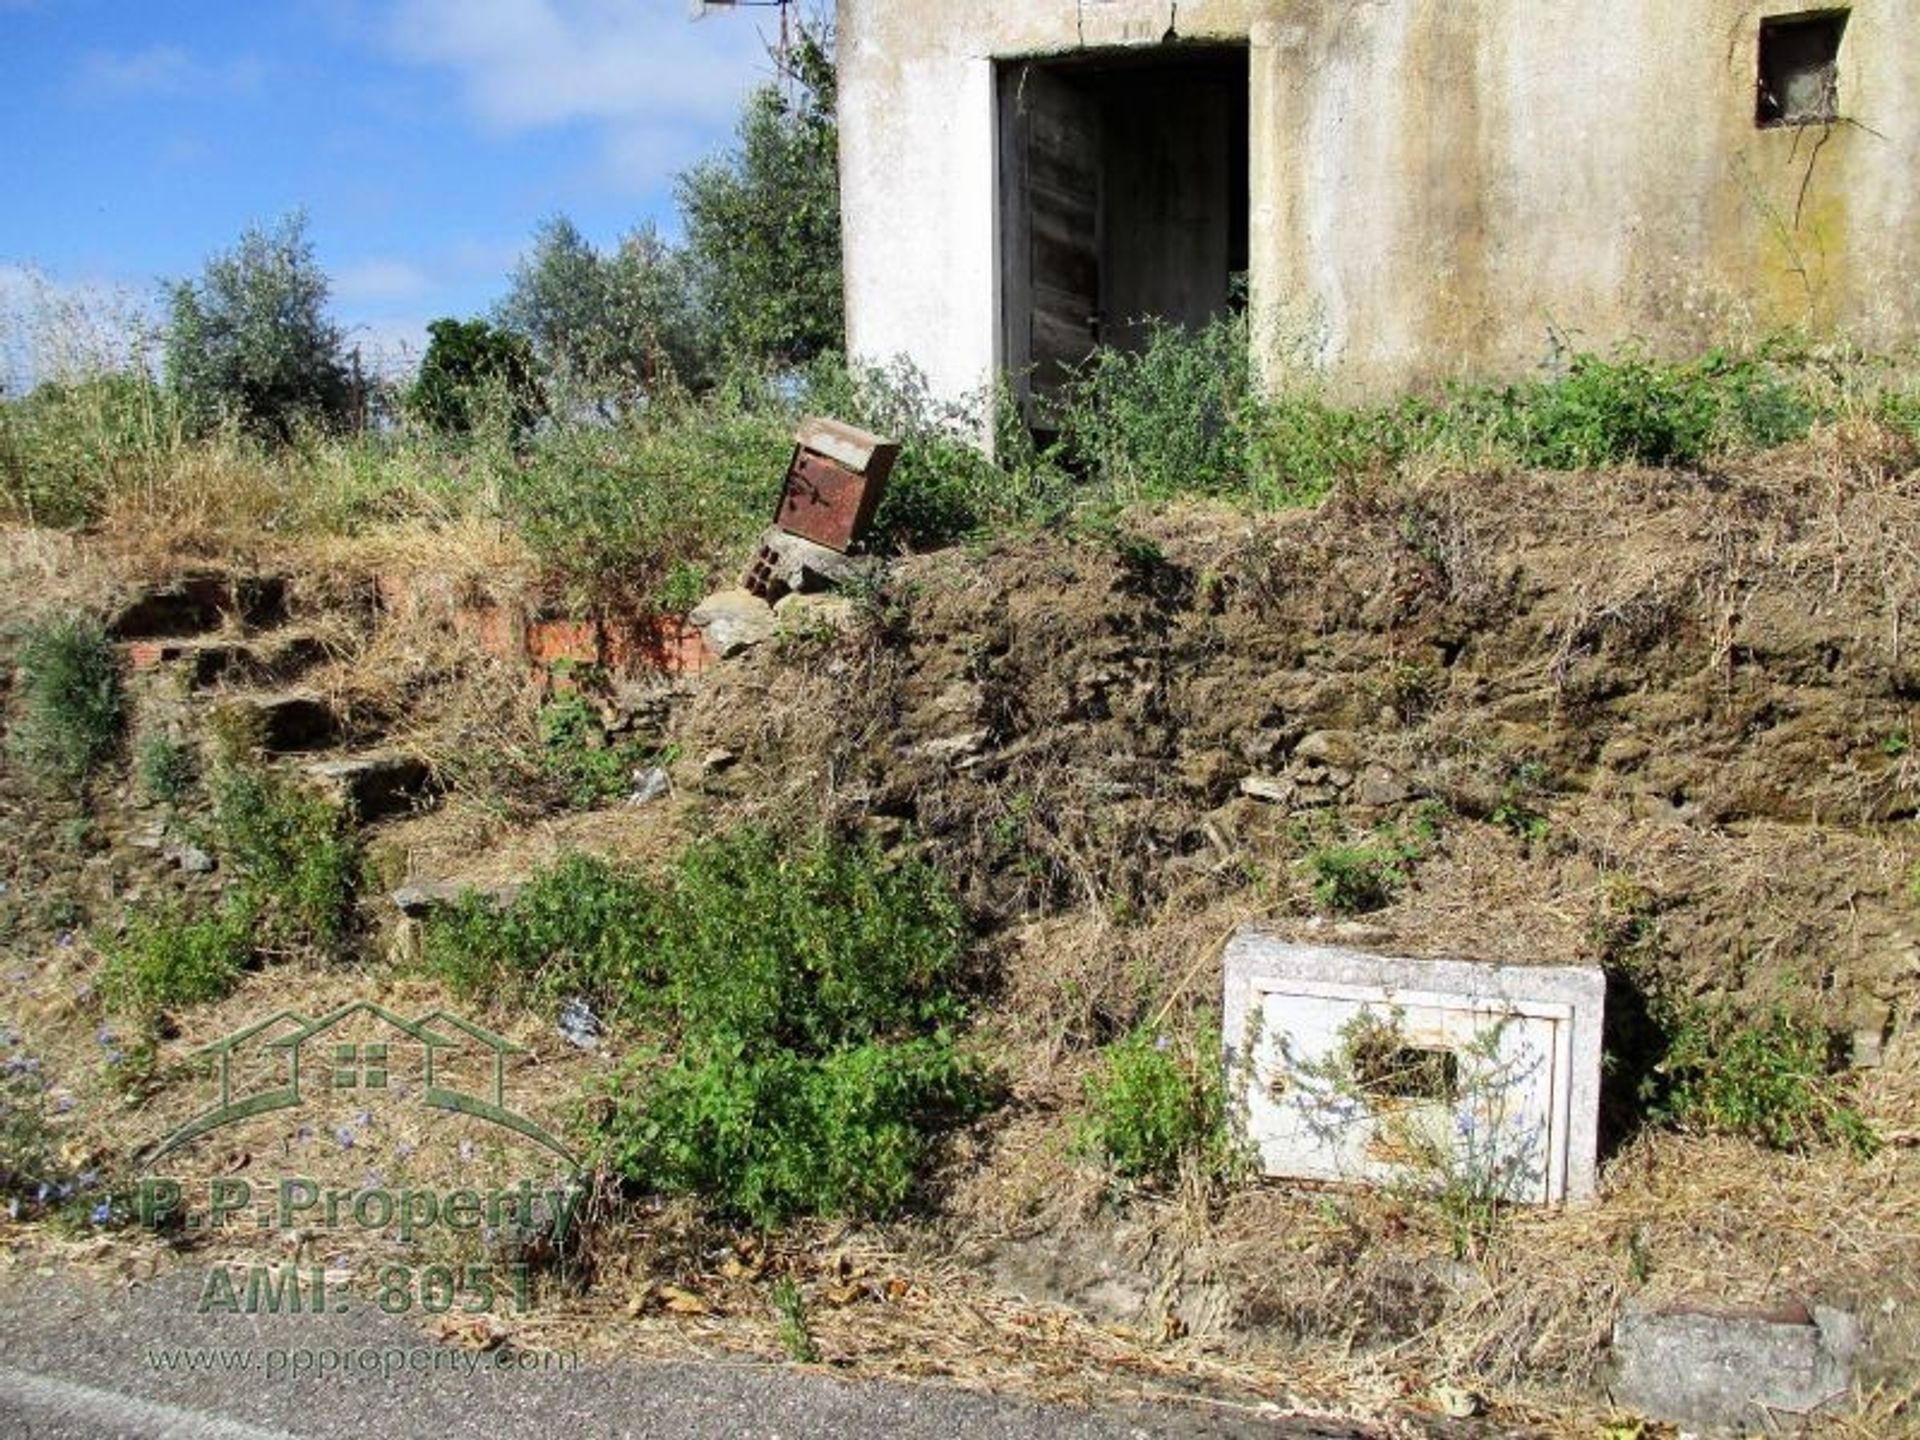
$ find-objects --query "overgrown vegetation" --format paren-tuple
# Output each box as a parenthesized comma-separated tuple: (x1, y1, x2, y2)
(1652, 1002, 1878, 1157)
(1297, 809, 1439, 915)
(423, 828, 987, 1225)
(134, 733, 196, 807)
(1080, 1022, 1235, 1186)
(422, 852, 658, 1014)
(99, 898, 251, 1017)
(209, 765, 359, 952)
(6, 613, 124, 794)
(535, 689, 666, 809)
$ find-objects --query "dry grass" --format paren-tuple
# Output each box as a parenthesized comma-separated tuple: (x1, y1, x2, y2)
(7, 422, 1920, 1433)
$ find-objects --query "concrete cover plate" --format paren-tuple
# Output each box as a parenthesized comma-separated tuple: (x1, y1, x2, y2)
(1222, 930, 1605, 1203)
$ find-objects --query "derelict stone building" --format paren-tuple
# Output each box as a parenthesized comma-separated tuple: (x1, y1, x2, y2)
(836, 2, 1917, 415)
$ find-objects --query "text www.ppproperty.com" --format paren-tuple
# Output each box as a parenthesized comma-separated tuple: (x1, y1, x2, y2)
(144, 1344, 581, 1380)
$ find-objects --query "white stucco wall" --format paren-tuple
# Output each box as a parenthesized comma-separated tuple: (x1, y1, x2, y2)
(839, 0, 1920, 402)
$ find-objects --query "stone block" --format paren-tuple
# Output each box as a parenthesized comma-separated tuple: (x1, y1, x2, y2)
(1611, 1301, 1859, 1433)
(304, 753, 433, 819)
(688, 589, 777, 657)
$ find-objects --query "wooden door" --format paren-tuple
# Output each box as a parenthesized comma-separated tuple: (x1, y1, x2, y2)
(1000, 64, 1102, 425)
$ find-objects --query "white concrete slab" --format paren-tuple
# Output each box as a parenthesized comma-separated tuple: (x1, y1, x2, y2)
(1222, 928, 1605, 1204)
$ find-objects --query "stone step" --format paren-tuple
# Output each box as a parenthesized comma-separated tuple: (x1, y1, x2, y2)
(216, 691, 342, 754)
(109, 573, 287, 640)
(390, 878, 524, 916)
(125, 631, 330, 688)
(302, 752, 434, 820)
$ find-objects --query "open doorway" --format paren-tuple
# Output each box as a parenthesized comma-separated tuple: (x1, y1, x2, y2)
(997, 44, 1250, 427)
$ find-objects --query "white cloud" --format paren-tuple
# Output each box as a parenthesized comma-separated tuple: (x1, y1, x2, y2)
(74, 45, 192, 98)
(71, 46, 268, 102)
(386, 0, 773, 189)
(333, 257, 434, 303)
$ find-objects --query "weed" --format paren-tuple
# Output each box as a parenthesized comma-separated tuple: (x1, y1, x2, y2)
(652, 560, 709, 617)
(420, 853, 660, 1015)
(596, 828, 989, 1225)
(1652, 1002, 1878, 1156)
(1304, 843, 1406, 914)
(615, 1033, 982, 1226)
(1295, 809, 1436, 915)
(536, 690, 660, 810)
(135, 734, 197, 806)
(1, 1046, 58, 1216)
(656, 828, 970, 1053)
(1291, 1006, 1539, 1257)
(770, 1276, 819, 1363)
(99, 897, 252, 1016)
(1057, 313, 1254, 500)
(7, 613, 124, 793)
(1081, 1022, 1235, 1186)
(210, 766, 358, 950)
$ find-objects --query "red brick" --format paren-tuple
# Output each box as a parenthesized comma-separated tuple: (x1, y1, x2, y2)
(125, 640, 175, 670)
(526, 618, 601, 668)
(452, 604, 520, 662)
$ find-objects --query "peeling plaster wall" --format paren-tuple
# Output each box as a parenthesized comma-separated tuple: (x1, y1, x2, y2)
(838, 0, 1920, 402)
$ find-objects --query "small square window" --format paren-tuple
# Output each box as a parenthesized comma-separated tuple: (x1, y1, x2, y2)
(1757, 11, 1849, 127)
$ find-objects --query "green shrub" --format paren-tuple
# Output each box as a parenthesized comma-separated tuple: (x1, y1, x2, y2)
(1056, 312, 1255, 499)
(573, 828, 989, 1224)
(1081, 1023, 1233, 1185)
(135, 734, 197, 806)
(656, 828, 969, 1053)
(1304, 842, 1408, 914)
(534, 690, 665, 810)
(1654, 1003, 1877, 1156)
(210, 766, 358, 950)
(7, 613, 124, 792)
(610, 1034, 981, 1226)
(408, 317, 543, 438)
(500, 381, 786, 611)
(420, 853, 660, 1014)
(100, 898, 252, 1015)
(1482, 346, 1817, 470)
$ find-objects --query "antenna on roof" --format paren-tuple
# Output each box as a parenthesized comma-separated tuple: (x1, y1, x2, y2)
(686, 0, 797, 78)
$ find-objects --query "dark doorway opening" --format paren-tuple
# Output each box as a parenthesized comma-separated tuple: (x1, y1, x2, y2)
(997, 45, 1250, 426)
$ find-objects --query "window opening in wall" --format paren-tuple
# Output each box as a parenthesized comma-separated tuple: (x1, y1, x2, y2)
(1757, 11, 1849, 127)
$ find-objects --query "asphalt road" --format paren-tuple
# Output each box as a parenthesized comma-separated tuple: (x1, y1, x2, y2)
(0, 1266, 1393, 1440)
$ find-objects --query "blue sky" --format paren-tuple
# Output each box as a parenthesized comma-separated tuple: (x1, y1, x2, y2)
(0, 0, 780, 382)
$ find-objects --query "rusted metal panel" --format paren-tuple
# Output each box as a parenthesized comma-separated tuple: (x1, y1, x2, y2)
(773, 429, 898, 552)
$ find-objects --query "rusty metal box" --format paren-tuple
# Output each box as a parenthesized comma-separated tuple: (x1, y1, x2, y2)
(773, 418, 899, 553)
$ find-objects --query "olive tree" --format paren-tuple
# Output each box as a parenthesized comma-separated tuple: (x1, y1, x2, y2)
(162, 213, 353, 440)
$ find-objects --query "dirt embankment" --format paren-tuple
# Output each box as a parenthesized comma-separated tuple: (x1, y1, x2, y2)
(673, 428, 1920, 1032)
(7, 427, 1920, 1430)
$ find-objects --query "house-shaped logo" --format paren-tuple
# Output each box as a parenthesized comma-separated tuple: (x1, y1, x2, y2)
(147, 1001, 576, 1166)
